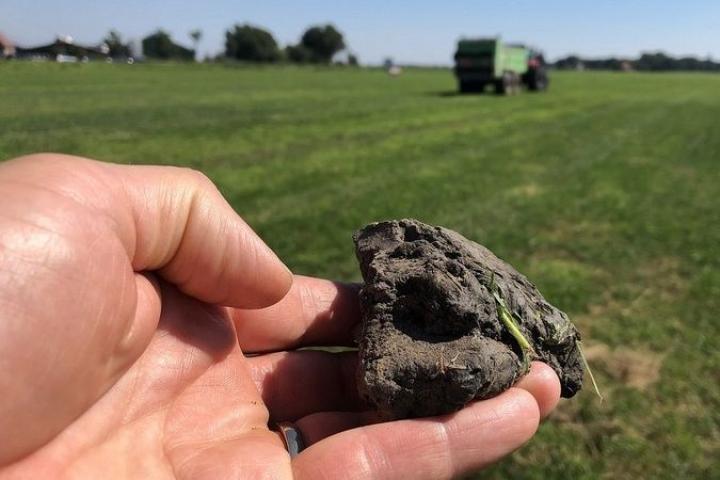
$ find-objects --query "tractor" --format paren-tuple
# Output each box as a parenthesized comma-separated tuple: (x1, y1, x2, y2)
(454, 38, 549, 94)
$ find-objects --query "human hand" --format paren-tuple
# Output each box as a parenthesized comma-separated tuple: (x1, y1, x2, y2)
(0, 154, 561, 479)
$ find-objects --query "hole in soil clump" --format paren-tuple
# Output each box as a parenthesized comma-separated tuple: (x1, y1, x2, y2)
(392, 272, 479, 341)
(402, 224, 421, 242)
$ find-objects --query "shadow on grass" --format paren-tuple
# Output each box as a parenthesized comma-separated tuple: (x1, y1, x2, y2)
(425, 90, 495, 98)
(426, 90, 463, 97)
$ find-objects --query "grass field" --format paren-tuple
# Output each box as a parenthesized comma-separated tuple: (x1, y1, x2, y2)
(1, 63, 719, 479)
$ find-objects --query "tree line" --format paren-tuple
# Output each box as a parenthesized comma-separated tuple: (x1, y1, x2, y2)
(104, 24, 355, 64)
(554, 52, 720, 72)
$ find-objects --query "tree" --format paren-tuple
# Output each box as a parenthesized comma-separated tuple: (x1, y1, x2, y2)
(284, 44, 312, 63)
(189, 29, 202, 61)
(348, 53, 359, 66)
(142, 30, 195, 61)
(553, 52, 720, 72)
(635, 52, 674, 71)
(299, 24, 345, 63)
(142, 30, 174, 59)
(224, 24, 280, 62)
(103, 30, 131, 58)
(553, 55, 582, 70)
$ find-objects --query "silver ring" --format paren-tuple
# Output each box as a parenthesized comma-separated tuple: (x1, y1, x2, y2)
(275, 422, 306, 458)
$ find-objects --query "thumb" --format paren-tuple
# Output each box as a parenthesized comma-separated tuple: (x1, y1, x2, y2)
(0, 154, 292, 465)
(109, 162, 292, 309)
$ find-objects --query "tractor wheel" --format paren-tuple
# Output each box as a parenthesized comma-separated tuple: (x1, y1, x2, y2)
(527, 68, 549, 92)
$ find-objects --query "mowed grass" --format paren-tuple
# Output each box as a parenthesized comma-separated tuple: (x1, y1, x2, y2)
(1, 63, 719, 478)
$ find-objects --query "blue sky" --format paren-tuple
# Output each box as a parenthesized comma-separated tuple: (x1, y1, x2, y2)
(2, 0, 718, 64)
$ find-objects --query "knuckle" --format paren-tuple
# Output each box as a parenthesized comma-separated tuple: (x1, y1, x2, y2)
(179, 167, 215, 190)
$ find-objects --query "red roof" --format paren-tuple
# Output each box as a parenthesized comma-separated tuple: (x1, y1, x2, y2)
(0, 32, 14, 47)
(0, 32, 16, 56)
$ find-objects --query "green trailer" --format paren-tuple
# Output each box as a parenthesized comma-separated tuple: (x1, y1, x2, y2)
(454, 37, 549, 94)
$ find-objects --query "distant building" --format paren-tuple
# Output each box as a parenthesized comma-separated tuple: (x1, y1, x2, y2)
(10, 35, 108, 61)
(0, 32, 16, 58)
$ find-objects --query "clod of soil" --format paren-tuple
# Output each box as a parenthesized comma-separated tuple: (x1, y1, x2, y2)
(354, 219, 584, 419)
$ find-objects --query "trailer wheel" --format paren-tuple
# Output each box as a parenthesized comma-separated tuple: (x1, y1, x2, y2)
(459, 81, 484, 94)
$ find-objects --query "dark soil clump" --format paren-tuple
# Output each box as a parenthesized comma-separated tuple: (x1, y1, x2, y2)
(354, 219, 584, 419)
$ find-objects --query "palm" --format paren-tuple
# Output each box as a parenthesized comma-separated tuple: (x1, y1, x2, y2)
(2, 283, 284, 478)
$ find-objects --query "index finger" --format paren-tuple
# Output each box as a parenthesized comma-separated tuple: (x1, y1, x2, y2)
(232, 275, 361, 353)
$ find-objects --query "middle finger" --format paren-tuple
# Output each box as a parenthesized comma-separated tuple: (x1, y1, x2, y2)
(232, 275, 361, 353)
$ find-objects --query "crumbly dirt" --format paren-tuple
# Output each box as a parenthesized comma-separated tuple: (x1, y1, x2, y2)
(354, 219, 584, 419)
